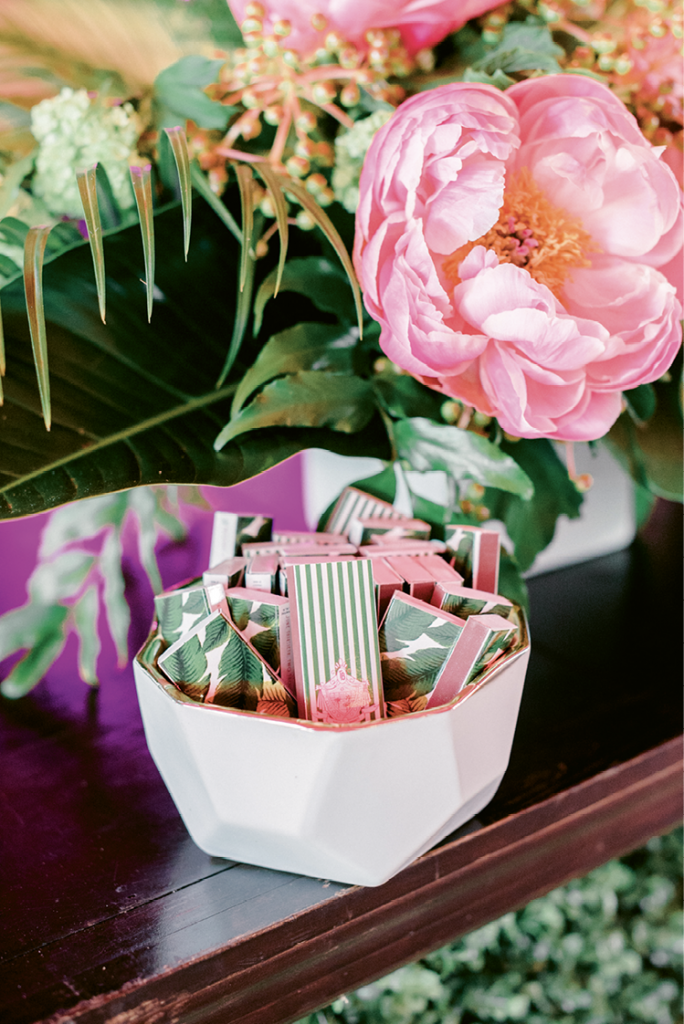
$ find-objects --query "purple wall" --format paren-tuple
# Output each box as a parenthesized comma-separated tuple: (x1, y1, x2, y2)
(0, 456, 308, 697)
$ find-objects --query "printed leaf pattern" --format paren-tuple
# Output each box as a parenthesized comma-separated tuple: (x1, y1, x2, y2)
(226, 593, 281, 673)
(468, 627, 517, 682)
(379, 599, 463, 702)
(159, 609, 291, 715)
(226, 595, 251, 631)
(441, 593, 512, 620)
(155, 587, 210, 644)
(215, 630, 267, 710)
(249, 626, 279, 672)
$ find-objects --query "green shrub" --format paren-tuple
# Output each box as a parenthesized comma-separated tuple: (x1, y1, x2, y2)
(300, 828, 682, 1024)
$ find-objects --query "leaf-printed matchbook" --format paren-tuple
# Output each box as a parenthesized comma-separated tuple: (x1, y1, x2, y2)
(158, 610, 294, 717)
(378, 592, 466, 716)
(286, 559, 386, 724)
(154, 583, 227, 645)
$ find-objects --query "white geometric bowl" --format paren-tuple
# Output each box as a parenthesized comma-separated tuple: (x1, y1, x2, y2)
(134, 616, 529, 887)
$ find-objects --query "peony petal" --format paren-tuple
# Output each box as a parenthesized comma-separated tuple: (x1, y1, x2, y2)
(424, 155, 506, 253)
(551, 389, 623, 442)
(563, 258, 683, 391)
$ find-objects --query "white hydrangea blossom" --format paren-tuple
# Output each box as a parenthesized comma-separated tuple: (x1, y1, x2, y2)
(332, 109, 393, 213)
(30, 88, 139, 219)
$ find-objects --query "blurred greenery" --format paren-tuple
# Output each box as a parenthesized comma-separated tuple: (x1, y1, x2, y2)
(298, 827, 683, 1024)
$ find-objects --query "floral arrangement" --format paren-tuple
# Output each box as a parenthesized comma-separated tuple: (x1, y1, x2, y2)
(0, 0, 681, 695)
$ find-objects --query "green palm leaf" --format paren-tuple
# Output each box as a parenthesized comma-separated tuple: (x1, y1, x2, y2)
(23, 224, 52, 430)
(0, 200, 390, 520)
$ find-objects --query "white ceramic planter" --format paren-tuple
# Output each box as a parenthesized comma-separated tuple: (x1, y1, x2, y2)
(134, 613, 529, 887)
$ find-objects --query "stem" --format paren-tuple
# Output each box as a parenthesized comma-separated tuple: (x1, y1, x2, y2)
(215, 147, 267, 163)
(457, 404, 472, 430)
(270, 95, 295, 166)
(319, 102, 354, 129)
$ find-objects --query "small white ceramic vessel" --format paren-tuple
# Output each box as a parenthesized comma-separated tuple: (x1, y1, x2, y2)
(134, 616, 529, 887)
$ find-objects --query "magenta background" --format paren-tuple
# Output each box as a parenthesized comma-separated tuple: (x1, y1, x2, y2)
(0, 455, 308, 697)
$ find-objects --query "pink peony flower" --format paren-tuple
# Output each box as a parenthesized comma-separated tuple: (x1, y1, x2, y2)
(228, 0, 503, 58)
(354, 76, 683, 441)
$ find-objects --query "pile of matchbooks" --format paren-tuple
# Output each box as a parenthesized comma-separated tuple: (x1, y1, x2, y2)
(151, 487, 522, 726)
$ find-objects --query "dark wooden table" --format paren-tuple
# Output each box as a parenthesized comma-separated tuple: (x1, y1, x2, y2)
(1, 502, 682, 1024)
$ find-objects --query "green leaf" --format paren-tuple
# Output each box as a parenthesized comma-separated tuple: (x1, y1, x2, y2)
(23, 224, 52, 430)
(0, 605, 69, 699)
(462, 67, 515, 90)
(71, 584, 101, 686)
(214, 371, 375, 451)
(634, 481, 656, 529)
(128, 487, 164, 595)
(0, 199, 393, 520)
(95, 164, 126, 231)
(0, 486, 190, 695)
(190, 162, 242, 243)
(497, 547, 529, 613)
(217, 223, 256, 388)
(253, 257, 356, 335)
(234, 163, 254, 296)
(129, 164, 156, 322)
(350, 462, 397, 504)
(483, 438, 583, 572)
(373, 372, 446, 421)
(408, 491, 452, 534)
(607, 367, 683, 501)
(394, 418, 534, 499)
(232, 321, 358, 416)
(28, 549, 95, 604)
(623, 383, 657, 426)
(0, 201, 233, 517)
(473, 19, 564, 75)
(0, 216, 29, 249)
(251, 604, 277, 629)
(39, 494, 128, 558)
(0, 602, 60, 661)
(0, 253, 21, 279)
(226, 596, 251, 631)
(154, 56, 233, 130)
(157, 587, 210, 642)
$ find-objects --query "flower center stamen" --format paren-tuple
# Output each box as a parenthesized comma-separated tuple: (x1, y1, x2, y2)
(442, 167, 598, 297)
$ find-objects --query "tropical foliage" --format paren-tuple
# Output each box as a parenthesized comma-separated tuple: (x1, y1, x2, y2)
(0, 0, 680, 694)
